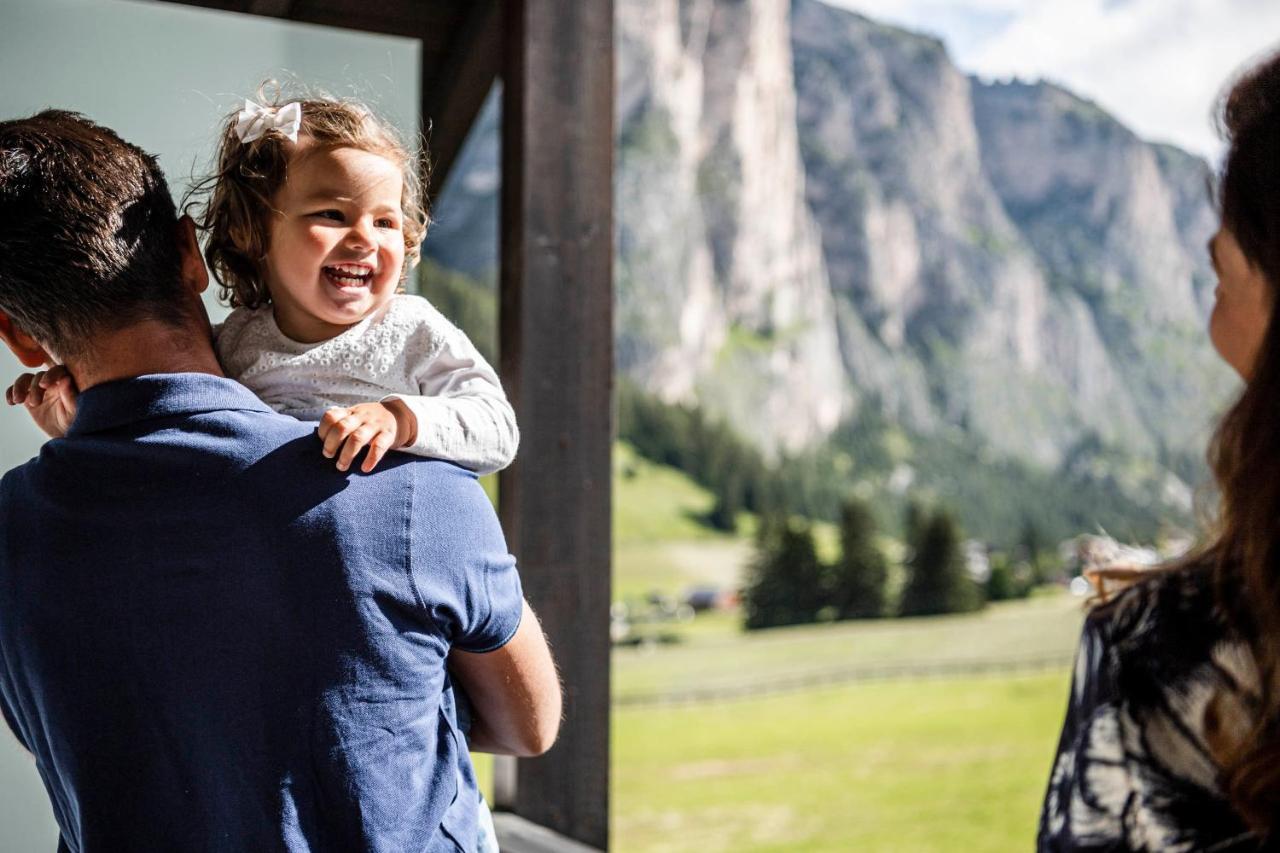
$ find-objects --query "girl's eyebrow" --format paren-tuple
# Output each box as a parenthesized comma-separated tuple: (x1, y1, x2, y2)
(302, 188, 352, 202)
(301, 187, 398, 211)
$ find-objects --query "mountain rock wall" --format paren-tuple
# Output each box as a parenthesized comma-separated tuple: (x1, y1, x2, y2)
(426, 0, 1232, 474)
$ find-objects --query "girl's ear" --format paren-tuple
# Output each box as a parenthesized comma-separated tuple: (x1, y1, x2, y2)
(0, 312, 51, 368)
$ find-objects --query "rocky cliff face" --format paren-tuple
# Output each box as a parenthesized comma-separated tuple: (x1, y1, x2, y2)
(427, 0, 1232, 482)
(789, 0, 1228, 470)
(616, 0, 849, 451)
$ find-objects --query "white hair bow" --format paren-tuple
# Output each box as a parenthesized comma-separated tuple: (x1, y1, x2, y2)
(234, 100, 302, 144)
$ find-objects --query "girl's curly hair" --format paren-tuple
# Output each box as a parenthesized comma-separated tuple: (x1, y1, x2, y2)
(185, 87, 429, 309)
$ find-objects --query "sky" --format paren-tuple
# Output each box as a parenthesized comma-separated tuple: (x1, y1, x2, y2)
(828, 0, 1280, 162)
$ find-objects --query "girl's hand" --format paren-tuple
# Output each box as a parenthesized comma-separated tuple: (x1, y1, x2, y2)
(317, 400, 417, 473)
(6, 366, 77, 438)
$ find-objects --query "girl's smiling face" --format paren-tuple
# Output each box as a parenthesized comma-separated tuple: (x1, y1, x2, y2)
(1208, 226, 1273, 381)
(264, 143, 405, 343)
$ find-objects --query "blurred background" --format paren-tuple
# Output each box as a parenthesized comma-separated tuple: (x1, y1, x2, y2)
(2, 0, 1278, 849)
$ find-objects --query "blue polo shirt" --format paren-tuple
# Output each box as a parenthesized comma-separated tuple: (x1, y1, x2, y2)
(0, 373, 523, 852)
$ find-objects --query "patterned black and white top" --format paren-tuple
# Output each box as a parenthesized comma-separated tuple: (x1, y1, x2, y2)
(1038, 565, 1266, 852)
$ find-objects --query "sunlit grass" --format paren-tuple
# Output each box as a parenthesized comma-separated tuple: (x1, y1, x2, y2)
(612, 671, 1071, 852)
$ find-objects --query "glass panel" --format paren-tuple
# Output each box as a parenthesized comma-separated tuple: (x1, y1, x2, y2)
(0, 3, 419, 845)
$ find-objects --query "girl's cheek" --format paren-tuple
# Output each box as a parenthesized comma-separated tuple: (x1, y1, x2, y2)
(381, 240, 405, 273)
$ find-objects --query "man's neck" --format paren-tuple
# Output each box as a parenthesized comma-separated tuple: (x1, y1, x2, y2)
(65, 318, 225, 392)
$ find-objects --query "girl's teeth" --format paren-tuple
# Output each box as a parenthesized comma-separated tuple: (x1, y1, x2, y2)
(325, 266, 371, 283)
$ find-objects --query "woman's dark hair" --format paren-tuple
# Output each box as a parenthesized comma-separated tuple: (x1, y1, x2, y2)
(1205, 49, 1280, 834)
(0, 110, 186, 358)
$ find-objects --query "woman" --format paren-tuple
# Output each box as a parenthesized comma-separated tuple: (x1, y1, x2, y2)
(1039, 52, 1280, 851)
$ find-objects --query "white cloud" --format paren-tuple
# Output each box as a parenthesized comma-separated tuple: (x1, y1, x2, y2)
(824, 0, 1280, 161)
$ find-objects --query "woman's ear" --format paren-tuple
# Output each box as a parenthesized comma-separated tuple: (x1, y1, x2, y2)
(0, 312, 51, 368)
(176, 215, 210, 295)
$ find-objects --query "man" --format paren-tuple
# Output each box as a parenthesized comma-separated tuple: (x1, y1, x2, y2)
(0, 110, 560, 851)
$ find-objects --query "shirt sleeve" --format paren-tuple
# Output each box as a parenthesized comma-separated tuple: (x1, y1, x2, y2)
(409, 465, 524, 654)
(1037, 616, 1131, 852)
(383, 308, 519, 477)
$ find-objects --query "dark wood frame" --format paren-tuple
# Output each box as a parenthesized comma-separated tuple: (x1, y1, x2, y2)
(150, 1, 614, 847)
(496, 2, 613, 847)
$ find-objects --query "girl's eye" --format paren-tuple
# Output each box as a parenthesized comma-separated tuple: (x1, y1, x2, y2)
(376, 218, 399, 229)
(311, 210, 344, 222)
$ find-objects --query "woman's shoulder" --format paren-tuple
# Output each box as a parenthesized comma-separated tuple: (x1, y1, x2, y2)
(1085, 561, 1229, 666)
(1085, 558, 1254, 737)
(1040, 563, 1260, 851)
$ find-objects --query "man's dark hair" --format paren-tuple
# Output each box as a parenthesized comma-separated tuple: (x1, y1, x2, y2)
(0, 110, 187, 358)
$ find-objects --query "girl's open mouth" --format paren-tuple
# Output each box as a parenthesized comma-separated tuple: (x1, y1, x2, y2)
(323, 264, 374, 288)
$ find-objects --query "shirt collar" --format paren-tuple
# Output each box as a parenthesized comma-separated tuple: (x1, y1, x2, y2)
(67, 373, 275, 437)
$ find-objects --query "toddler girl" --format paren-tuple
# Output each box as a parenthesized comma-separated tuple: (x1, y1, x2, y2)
(200, 95, 518, 477)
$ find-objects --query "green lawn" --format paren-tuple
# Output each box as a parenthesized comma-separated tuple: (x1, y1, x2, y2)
(474, 646, 1073, 852)
(479, 591, 1084, 849)
(614, 592, 1084, 700)
(612, 671, 1070, 852)
(603, 448, 1084, 849)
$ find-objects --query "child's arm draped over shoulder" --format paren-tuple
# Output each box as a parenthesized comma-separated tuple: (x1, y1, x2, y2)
(386, 312, 518, 475)
(319, 299, 519, 475)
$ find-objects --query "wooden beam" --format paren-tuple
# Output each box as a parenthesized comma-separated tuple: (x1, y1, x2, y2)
(497, 0, 614, 849)
(420, 0, 502, 200)
(246, 0, 291, 15)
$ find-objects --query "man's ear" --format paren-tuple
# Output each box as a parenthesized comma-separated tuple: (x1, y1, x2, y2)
(176, 215, 209, 295)
(0, 312, 50, 368)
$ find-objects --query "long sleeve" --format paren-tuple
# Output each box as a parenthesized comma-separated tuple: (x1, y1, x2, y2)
(383, 314, 519, 477)
(214, 296, 521, 473)
(1038, 616, 1131, 852)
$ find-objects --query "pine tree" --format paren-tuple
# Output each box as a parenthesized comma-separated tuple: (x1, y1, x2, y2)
(1020, 516, 1048, 585)
(743, 517, 826, 630)
(830, 497, 888, 619)
(985, 554, 1017, 601)
(899, 506, 983, 616)
(707, 465, 743, 532)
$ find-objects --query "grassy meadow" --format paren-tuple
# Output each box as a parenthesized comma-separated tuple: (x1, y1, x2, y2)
(488, 446, 1086, 849)
(612, 671, 1071, 852)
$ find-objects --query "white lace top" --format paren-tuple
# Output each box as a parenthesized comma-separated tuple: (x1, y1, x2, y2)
(214, 294, 518, 476)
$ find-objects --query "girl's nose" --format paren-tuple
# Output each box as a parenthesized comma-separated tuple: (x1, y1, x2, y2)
(345, 218, 377, 252)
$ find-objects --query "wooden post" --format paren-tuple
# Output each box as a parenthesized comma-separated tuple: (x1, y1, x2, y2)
(419, 0, 502, 198)
(497, 0, 614, 849)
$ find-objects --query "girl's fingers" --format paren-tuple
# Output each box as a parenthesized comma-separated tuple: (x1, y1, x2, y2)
(317, 407, 344, 440)
(10, 373, 34, 404)
(24, 374, 46, 408)
(336, 427, 376, 472)
(361, 434, 394, 473)
(54, 378, 76, 413)
(322, 415, 360, 458)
